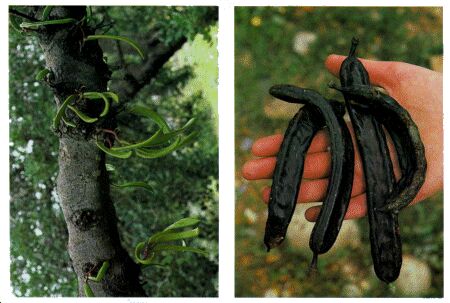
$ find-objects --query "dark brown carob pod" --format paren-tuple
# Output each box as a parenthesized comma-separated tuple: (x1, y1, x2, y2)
(330, 83, 427, 213)
(267, 85, 354, 273)
(263, 103, 327, 251)
(338, 38, 402, 283)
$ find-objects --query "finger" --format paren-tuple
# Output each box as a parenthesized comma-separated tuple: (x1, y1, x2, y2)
(241, 157, 276, 180)
(325, 54, 398, 91)
(251, 131, 331, 157)
(241, 152, 331, 180)
(304, 178, 429, 222)
(251, 134, 283, 157)
(305, 193, 368, 222)
(242, 147, 364, 181)
(261, 171, 366, 204)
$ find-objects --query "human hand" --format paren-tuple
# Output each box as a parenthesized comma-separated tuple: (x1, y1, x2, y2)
(241, 55, 443, 221)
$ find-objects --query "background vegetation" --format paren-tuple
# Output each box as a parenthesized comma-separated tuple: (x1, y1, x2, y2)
(10, 6, 218, 297)
(235, 7, 443, 297)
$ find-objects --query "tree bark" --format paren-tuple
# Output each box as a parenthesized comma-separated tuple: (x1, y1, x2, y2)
(36, 6, 145, 296)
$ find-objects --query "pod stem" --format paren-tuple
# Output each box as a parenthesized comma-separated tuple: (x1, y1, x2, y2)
(349, 37, 359, 57)
(307, 253, 319, 277)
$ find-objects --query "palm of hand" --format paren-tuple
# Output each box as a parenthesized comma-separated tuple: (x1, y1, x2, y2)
(242, 55, 443, 221)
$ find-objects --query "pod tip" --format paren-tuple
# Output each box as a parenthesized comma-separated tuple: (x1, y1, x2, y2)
(349, 37, 360, 57)
(264, 233, 285, 252)
(307, 253, 319, 277)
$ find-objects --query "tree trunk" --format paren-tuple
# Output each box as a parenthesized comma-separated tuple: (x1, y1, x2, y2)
(36, 6, 146, 296)
(19, 5, 217, 296)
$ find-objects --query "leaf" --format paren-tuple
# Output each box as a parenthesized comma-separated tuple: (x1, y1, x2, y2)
(111, 181, 153, 192)
(128, 105, 170, 133)
(163, 217, 200, 231)
(112, 129, 162, 151)
(53, 94, 76, 129)
(152, 245, 208, 256)
(20, 18, 77, 29)
(148, 228, 200, 244)
(42, 6, 53, 20)
(85, 34, 145, 59)
(95, 141, 132, 159)
(35, 68, 50, 81)
(67, 105, 98, 123)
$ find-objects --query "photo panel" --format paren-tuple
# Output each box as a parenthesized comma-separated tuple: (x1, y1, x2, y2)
(9, 5, 218, 297)
(235, 6, 443, 298)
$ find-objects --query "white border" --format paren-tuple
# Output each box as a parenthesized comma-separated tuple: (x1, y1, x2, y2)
(2, 1, 448, 302)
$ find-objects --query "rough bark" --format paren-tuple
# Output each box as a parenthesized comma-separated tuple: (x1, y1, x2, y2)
(35, 6, 145, 296)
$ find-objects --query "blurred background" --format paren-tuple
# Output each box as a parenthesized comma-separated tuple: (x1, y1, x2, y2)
(235, 7, 442, 297)
(10, 6, 218, 297)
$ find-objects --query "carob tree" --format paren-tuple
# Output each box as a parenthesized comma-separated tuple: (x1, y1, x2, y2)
(9, 6, 217, 297)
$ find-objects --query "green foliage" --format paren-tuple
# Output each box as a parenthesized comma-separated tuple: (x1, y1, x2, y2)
(235, 7, 442, 298)
(85, 35, 145, 59)
(10, 5, 218, 297)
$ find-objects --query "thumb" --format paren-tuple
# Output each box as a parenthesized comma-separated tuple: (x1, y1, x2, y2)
(324, 54, 397, 90)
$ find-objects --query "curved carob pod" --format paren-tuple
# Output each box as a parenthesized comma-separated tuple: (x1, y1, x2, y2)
(263, 103, 325, 251)
(338, 38, 402, 283)
(306, 100, 353, 274)
(330, 83, 426, 213)
(266, 85, 354, 273)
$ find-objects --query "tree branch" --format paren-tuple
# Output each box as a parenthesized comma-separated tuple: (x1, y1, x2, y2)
(9, 8, 39, 22)
(110, 33, 187, 104)
(111, 7, 218, 104)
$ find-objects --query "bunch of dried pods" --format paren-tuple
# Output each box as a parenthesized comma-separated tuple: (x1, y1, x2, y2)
(264, 38, 426, 283)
